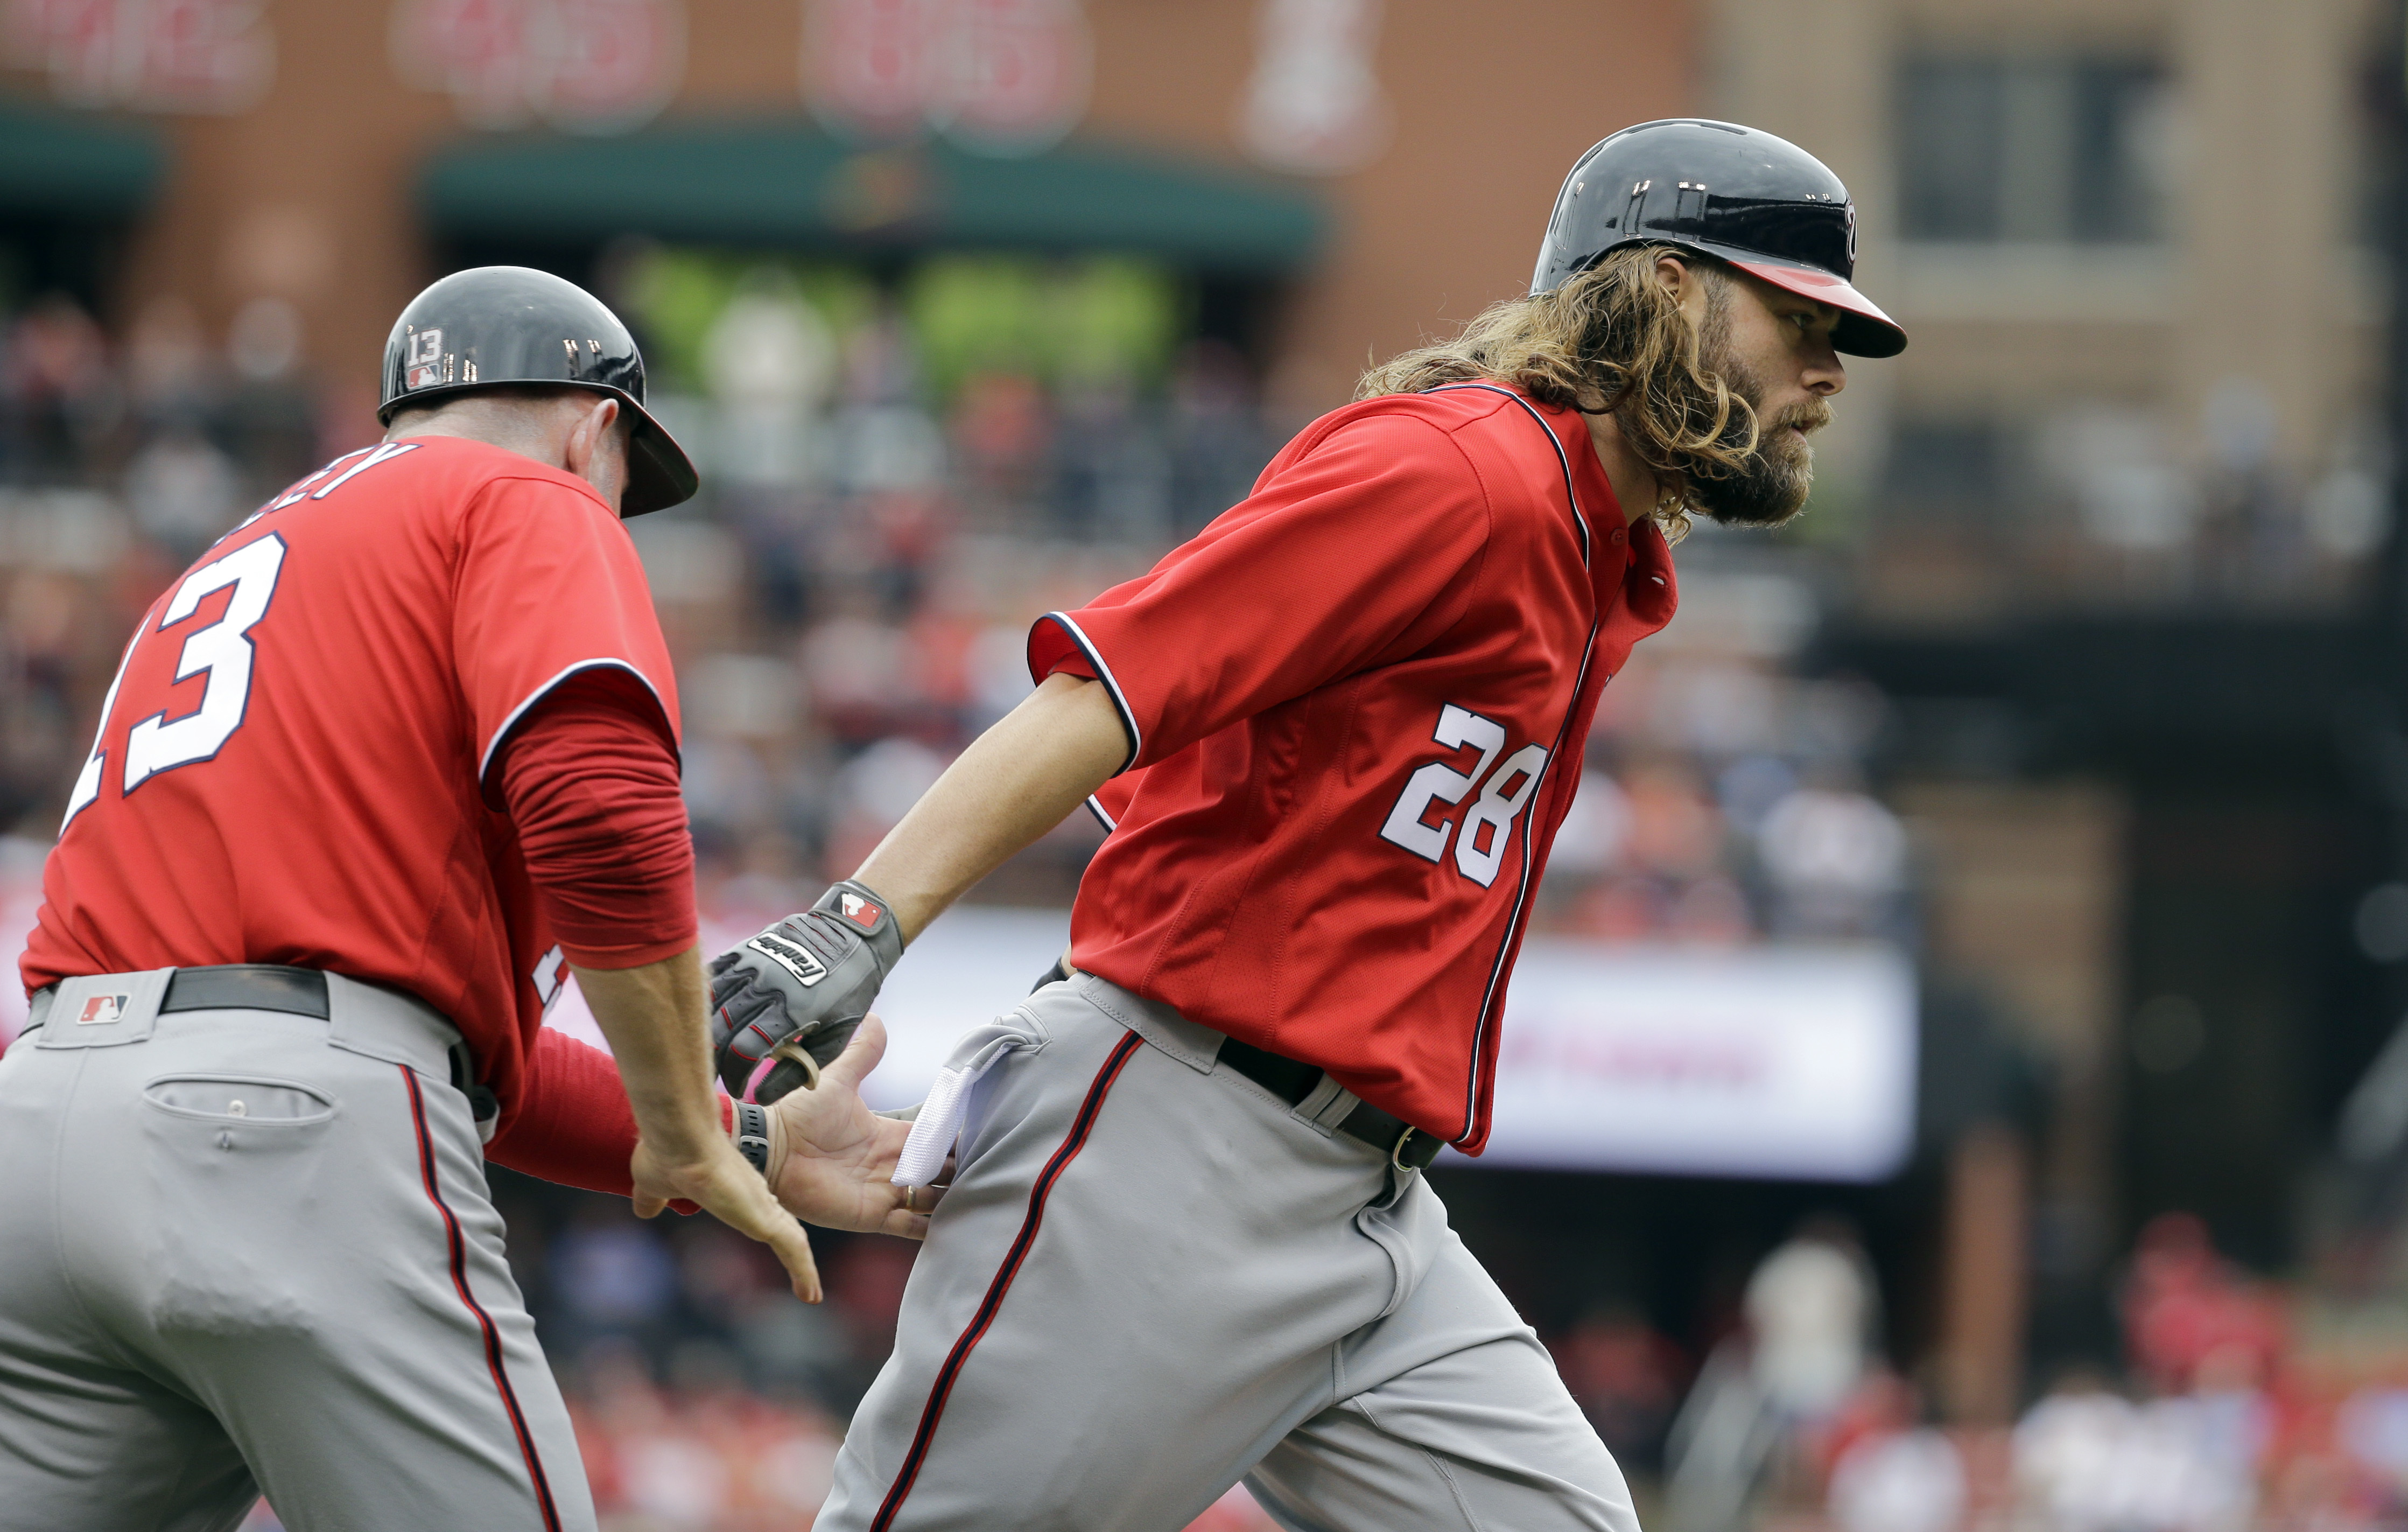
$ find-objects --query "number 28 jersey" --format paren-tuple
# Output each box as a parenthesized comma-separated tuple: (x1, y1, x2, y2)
(20, 437, 680, 1116)
(1030, 383, 1677, 1153)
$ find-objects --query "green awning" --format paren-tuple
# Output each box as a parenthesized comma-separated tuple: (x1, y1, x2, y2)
(421, 120, 1327, 274)
(0, 95, 164, 219)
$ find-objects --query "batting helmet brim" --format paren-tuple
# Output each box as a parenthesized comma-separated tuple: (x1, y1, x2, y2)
(622, 398, 701, 517)
(1710, 249, 1906, 360)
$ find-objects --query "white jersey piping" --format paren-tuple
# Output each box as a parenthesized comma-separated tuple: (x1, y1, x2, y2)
(477, 659, 672, 782)
(1037, 611, 1142, 774)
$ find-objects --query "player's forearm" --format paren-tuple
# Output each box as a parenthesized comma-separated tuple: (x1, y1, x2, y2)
(572, 944, 724, 1159)
(853, 673, 1128, 942)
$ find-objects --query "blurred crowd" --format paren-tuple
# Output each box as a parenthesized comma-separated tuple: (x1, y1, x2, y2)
(0, 286, 332, 837)
(1553, 1211, 2408, 1532)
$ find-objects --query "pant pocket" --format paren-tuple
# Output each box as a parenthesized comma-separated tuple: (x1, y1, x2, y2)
(135, 1074, 342, 1337)
(894, 1006, 1052, 1186)
(143, 1074, 337, 1126)
(1354, 1172, 1450, 1320)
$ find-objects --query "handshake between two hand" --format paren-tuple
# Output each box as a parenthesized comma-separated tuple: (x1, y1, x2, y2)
(627, 882, 943, 1305)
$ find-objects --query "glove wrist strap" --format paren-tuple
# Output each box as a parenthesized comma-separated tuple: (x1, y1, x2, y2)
(813, 878, 905, 970)
(731, 1100, 788, 1182)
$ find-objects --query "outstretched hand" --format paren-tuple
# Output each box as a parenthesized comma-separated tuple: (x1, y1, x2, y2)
(581, 945, 824, 1305)
(630, 1132, 824, 1304)
(769, 1013, 942, 1240)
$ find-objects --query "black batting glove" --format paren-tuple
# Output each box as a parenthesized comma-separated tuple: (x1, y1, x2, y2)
(709, 879, 904, 1103)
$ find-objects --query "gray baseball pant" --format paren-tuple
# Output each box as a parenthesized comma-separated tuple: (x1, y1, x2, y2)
(0, 969, 595, 1532)
(820, 970, 1638, 1531)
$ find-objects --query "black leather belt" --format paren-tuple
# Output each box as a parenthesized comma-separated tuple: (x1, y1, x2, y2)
(159, 964, 329, 1018)
(34, 964, 332, 1019)
(1216, 1036, 1443, 1171)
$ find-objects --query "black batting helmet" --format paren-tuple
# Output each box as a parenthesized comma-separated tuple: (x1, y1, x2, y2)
(378, 266, 700, 516)
(1532, 119, 1906, 359)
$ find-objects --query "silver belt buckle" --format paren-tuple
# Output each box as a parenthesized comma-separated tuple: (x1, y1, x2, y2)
(1390, 1126, 1421, 1171)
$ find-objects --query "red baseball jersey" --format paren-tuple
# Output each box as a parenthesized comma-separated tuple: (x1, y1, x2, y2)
(20, 437, 680, 1125)
(1030, 382, 1678, 1152)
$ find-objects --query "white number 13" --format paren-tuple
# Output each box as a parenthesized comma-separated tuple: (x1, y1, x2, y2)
(64, 534, 288, 825)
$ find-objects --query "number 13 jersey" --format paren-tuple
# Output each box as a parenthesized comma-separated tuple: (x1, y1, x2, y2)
(1029, 383, 1679, 1154)
(20, 437, 680, 1116)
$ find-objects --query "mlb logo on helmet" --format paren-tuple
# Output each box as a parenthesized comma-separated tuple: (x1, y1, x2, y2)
(840, 892, 883, 931)
(76, 993, 130, 1026)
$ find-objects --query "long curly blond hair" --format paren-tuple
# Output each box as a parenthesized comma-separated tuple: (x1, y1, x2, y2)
(1355, 247, 1759, 541)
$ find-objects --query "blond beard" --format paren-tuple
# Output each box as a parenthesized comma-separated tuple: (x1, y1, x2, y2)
(1680, 344, 1830, 528)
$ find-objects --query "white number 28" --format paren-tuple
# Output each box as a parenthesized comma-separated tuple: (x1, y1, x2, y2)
(64, 533, 289, 826)
(1378, 703, 1550, 889)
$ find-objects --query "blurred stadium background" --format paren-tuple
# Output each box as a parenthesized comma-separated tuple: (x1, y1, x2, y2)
(6, 1, 2408, 1528)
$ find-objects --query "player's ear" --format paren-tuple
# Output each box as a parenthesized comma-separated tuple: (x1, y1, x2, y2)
(563, 394, 626, 508)
(574, 394, 619, 449)
(1654, 253, 1690, 300)
(1654, 253, 1714, 331)
(561, 395, 609, 458)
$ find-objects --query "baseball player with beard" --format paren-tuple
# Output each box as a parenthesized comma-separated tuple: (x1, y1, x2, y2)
(704, 119, 1907, 1531)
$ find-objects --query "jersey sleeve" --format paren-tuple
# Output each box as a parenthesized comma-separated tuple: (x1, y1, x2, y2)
(485, 1024, 647, 1195)
(495, 674, 698, 969)
(1027, 412, 1492, 771)
(486, 1025, 727, 1205)
(452, 473, 680, 786)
